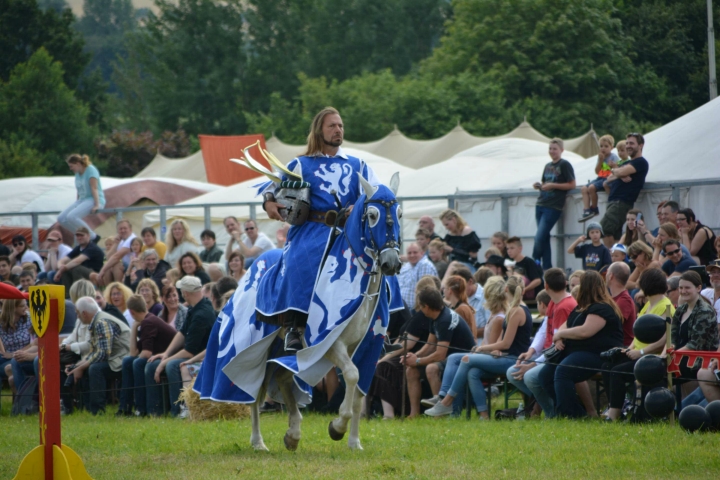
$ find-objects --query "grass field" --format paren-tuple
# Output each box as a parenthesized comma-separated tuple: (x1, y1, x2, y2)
(3, 392, 720, 480)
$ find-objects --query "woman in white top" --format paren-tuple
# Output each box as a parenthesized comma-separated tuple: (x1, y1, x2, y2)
(58, 154, 105, 242)
(164, 219, 199, 267)
(9, 235, 45, 273)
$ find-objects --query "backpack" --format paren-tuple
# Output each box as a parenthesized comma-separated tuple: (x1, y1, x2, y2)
(12, 376, 39, 415)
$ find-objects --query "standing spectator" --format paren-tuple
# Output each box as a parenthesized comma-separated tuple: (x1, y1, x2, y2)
(41, 230, 72, 282)
(125, 248, 169, 293)
(145, 276, 215, 416)
(8, 235, 44, 273)
(93, 220, 136, 287)
(418, 216, 441, 241)
(606, 262, 637, 346)
(532, 138, 576, 269)
(661, 239, 697, 277)
(427, 239, 449, 279)
(398, 243, 438, 309)
(53, 227, 104, 294)
(619, 209, 644, 247)
(626, 241, 662, 290)
(567, 222, 612, 272)
(140, 227, 167, 260)
(439, 209, 481, 272)
(199, 230, 223, 264)
(599, 133, 649, 248)
(490, 232, 509, 259)
(676, 208, 717, 266)
(227, 250, 246, 282)
(65, 297, 130, 415)
(415, 229, 432, 255)
(505, 237, 544, 298)
(136, 278, 163, 316)
(0, 256, 19, 285)
(223, 217, 274, 270)
(442, 275, 477, 338)
(164, 219, 199, 268)
(539, 270, 624, 418)
(579, 134, 620, 221)
(700, 259, 720, 325)
(159, 285, 188, 331)
(104, 282, 134, 327)
(177, 252, 211, 286)
(118, 295, 176, 417)
(401, 288, 476, 418)
(57, 154, 105, 243)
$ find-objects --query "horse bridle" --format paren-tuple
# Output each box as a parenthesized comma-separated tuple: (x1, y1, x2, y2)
(362, 198, 401, 253)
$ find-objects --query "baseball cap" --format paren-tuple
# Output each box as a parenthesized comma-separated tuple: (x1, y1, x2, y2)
(706, 259, 720, 273)
(175, 276, 202, 292)
(610, 243, 627, 254)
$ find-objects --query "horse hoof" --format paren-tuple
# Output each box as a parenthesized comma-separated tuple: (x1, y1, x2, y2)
(284, 433, 299, 451)
(348, 440, 363, 451)
(252, 442, 269, 452)
(328, 421, 345, 441)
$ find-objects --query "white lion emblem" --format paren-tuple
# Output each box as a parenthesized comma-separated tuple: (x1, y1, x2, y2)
(314, 162, 353, 197)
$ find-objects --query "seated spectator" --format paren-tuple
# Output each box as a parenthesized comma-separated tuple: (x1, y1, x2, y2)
(538, 270, 624, 418)
(124, 237, 144, 279)
(65, 297, 131, 415)
(481, 255, 507, 278)
(398, 243, 438, 309)
(118, 295, 177, 417)
(697, 358, 720, 405)
(475, 267, 494, 288)
(652, 222, 692, 263)
(506, 237, 543, 299)
(136, 278, 163, 316)
(162, 268, 180, 288)
(700, 259, 720, 324)
(442, 275, 477, 338)
(57, 153, 104, 243)
(276, 223, 290, 249)
(199, 229, 223, 264)
(17, 271, 34, 292)
(619, 209, 644, 247)
(401, 288, 476, 418)
(715, 235, 720, 260)
(159, 285, 188, 331)
(415, 228, 432, 256)
(178, 350, 207, 418)
(93, 285, 126, 324)
(140, 227, 167, 260)
(206, 263, 225, 282)
(661, 239, 697, 277)
(440, 209, 481, 272)
(223, 217, 274, 269)
(676, 208, 716, 266)
(483, 247, 502, 261)
(94, 220, 137, 287)
(490, 231, 509, 259)
(609, 244, 629, 265)
(455, 267, 491, 342)
(227, 250, 246, 282)
(41, 230, 72, 281)
(53, 228, 105, 294)
(125, 248, 170, 293)
(1, 298, 33, 387)
(669, 271, 719, 381)
(202, 282, 215, 305)
(0, 256, 19, 285)
(667, 276, 681, 307)
(425, 275, 532, 418)
(104, 282, 134, 327)
(164, 219, 200, 268)
(427, 239, 448, 279)
(567, 222, 612, 272)
(178, 252, 211, 285)
(145, 276, 215, 416)
(626, 241, 662, 290)
(602, 268, 674, 421)
(661, 200, 680, 227)
(8, 235, 44, 273)
(210, 276, 238, 312)
(579, 134, 620, 221)
(606, 262, 637, 346)
(418, 216, 441, 241)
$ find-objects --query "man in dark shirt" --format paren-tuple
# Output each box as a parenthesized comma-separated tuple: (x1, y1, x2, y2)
(532, 138, 576, 270)
(119, 295, 177, 416)
(53, 227, 104, 296)
(600, 133, 649, 248)
(506, 236, 544, 299)
(661, 239, 698, 276)
(145, 276, 215, 416)
(401, 288, 475, 417)
(199, 229, 224, 264)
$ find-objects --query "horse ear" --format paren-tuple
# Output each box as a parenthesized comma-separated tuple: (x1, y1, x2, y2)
(358, 173, 378, 199)
(389, 172, 400, 196)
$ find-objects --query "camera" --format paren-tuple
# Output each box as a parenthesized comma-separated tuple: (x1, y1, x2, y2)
(600, 347, 626, 362)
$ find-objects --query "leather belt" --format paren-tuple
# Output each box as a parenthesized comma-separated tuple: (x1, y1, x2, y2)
(309, 210, 346, 228)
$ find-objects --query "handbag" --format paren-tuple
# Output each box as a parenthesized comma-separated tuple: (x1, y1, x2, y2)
(542, 344, 563, 364)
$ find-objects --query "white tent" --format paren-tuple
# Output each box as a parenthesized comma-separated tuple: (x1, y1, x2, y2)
(134, 151, 208, 182)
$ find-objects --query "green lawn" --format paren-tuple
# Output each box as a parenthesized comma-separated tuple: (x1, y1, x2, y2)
(2, 395, 720, 480)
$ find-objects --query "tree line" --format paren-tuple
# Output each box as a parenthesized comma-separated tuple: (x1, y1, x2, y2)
(1, 0, 717, 178)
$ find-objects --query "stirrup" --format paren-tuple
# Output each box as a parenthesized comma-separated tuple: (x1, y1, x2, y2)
(284, 329, 303, 352)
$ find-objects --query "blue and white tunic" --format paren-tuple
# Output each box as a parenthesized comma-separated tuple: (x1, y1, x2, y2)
(255, 148, 380, 317)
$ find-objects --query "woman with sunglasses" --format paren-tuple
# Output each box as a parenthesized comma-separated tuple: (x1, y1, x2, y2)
(625, 241, 661, 290)
(676, 208, 717, 266)
(651, 222, 692, 264)
(8, 235, 44, 273)
(58, 153, 105, 243)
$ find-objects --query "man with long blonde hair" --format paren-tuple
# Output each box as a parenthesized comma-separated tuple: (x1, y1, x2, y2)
(258, 107, 382, 351)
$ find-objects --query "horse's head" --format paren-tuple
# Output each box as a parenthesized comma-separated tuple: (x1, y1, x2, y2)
(346, 173, 402, 277)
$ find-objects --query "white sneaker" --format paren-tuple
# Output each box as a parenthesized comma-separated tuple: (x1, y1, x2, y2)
(178, 404, 189, 419)
(424, 403, 453, 417)
(421, 395, 440, 407)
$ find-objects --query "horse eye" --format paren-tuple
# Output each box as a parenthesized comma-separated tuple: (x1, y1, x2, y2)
(367, 206, 380, 227)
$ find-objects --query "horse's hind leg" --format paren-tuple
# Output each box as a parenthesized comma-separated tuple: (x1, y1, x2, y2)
(276, 369, 302, 451)
(251, 381, 269, 452)
(325, 343, 361, 448)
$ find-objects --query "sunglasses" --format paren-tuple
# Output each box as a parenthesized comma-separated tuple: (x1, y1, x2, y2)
(245, 227, 255, 231)
(75, 233, 87, 237)
(13, 242, 24, 247)
(664, 249, 681, 256)
(47, 238, 61, 242)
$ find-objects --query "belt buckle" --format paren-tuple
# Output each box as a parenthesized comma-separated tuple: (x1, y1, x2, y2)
(324, 210, 338, 227)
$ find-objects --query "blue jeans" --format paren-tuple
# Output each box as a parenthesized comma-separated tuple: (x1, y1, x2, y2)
(58, 198, 100, 239)
(533, 205, 563, 270)
(446, 353, 516, 413)
(0, 358, 12, 379)
(88, 362, 121, 414)
(538, 351, 604, 418)
(521, 364, 556, 417)
(438, 353, 469, 413)
(10, 359, 36, 388)
(119, 356, 149, 414)
(145, 358, 186, 416)
(681, 387, 708, 409)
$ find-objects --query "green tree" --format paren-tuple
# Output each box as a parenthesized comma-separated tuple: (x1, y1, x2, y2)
(95, 129, 191, 177)
(0, 136, 51, 179)
(0, 48, 95, 174)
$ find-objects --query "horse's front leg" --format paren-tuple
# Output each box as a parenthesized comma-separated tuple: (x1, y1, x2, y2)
(325, 343, 360, 445)
(347, 389, 364, 450)
(276, 370, 302, 451)
(250, 383, 269, 452)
